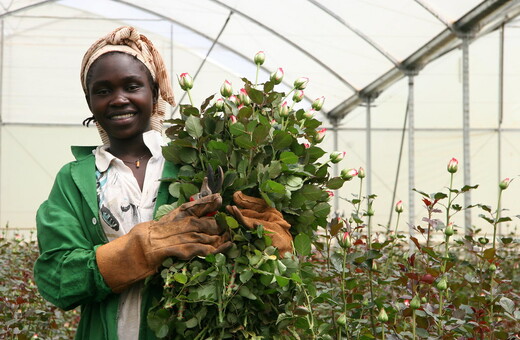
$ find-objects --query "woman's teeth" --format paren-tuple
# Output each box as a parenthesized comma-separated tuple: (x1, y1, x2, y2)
(111, 113, 135, 120)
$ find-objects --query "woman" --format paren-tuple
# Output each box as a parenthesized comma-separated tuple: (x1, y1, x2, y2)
(34, 26, 291, 340)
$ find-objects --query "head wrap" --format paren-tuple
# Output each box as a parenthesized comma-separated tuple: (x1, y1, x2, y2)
(80, 26, 175, 144)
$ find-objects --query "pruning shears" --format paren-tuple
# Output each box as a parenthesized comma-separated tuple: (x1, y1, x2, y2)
(190, 164, 224, 201)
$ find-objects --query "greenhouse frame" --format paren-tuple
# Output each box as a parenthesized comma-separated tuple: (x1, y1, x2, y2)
(0, 0, 519, 239)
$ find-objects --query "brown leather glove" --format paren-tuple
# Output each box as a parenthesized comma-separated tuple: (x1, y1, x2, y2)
(226, 191, 292, 256)
(96, 193, 231, 293)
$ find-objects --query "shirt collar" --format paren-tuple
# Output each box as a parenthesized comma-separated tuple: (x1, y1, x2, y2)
(94, 130, 165, 172)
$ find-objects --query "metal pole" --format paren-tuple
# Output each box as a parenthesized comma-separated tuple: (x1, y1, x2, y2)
(407, 74, 416, 234)
(170, 22, 174, 118)
(0, 19, 4, 226)
(365, 96, 372, 199)
(332, 117, 340, 214)
(498, 24, 504, 237)
(462, 35, 472, 233)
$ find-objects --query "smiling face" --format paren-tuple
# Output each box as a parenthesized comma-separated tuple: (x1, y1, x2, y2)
(86, 52, 157, 144)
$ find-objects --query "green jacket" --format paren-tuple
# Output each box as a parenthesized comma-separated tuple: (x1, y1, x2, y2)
(34, 145, 178, 340)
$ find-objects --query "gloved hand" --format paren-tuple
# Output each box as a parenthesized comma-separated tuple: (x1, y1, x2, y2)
(226, 191, 292, 256)
(96, 193, 231, 293)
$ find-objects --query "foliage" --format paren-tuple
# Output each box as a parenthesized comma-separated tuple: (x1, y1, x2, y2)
(147, 55, 520, 339)
(148, 61, 344, 339)
(0, 231, 79, 339)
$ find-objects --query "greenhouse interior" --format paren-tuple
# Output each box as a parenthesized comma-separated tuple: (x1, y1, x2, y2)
(0, 0, 519, 239)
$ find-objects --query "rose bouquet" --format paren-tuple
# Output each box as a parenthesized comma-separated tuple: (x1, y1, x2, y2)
(147, 52, 348, 339)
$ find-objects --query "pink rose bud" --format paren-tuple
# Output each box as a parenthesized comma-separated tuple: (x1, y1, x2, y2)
(311, 96, 325, 111)
(314, 128, 326, 143)
(340, 168, 358, 181)
(338, 231, 351, 248)
(327, 190, 334, 197)
(178, 72, 193, 91)
(279, 101, 290, 117)
(294, 77, 309, 90)
(303, 109, 315, 119)
(220, 80, 233, 98)
(270, 67, 284, 84)
(293, 90, 304, 103)
(395, 200, 404, 213)
(499, 177, 510, 190)
(447, 158, 458, 173)
(304, 143, 310, 149)
(330, 151, 346, 164)
(238, 88, 251, 105)
(229, 115, 237, 124)
(228, 95, 238, 104)
(215, 98, 224, 111)
(254, 51, 265, 66)
(358, 167, 366, 179)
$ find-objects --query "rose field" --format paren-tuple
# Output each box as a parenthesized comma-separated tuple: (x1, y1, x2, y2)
(2, 60, 519, 339)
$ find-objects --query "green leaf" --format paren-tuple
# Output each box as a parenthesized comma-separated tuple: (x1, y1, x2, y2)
(294, 233, 311, 256)
(281, 175, 304, 191)
(306, 146, 326, 162)
(461, 184, 479, 192)
(262, 180, 286, 194)
(168, 182, 181, 198)
(299, 185, 324, 201)
(275, 275, 290, 287)
(252, 124, 270, 144)
(238, 106, 253, 119)
(263, 81, 275, 93)
(268, 161, 282, 179)
(273, 131, 294, 149)
(173, 273, 188, 284)
(280, 151, 299, 164)
(240, 270, 254, 283)
(155, 204, 175, 219)
(247, 87, 264, 105)
(179, 147, 198, 164)
(207, 140, 229, 153)
(185, 115, 203, 139)
(345, 278, 358, 290)
(235, 135, 255, 149)
(326, 177, 345, 190)
(177, 165, 196, 178)
(313, 202, 331, 218)
(230, 122, 247, 136)
(180, 183, 199, 200)
(185, 317, 198, 329)
(433, 192, 447, 200)
(238, 286, 257, 300)
(499, 297, 515, 314)
(483, 248, 496, 260)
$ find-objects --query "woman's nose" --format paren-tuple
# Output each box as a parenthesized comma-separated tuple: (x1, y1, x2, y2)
(110, 90, 129, 106)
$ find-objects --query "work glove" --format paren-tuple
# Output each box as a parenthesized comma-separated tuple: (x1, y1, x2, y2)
(96, 193, 231, 293)
(226, 191, 293, 256)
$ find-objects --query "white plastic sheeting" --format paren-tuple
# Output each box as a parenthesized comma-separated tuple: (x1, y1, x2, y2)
(0, 0, 519, 238)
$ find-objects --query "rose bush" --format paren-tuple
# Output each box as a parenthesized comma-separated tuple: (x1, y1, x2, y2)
(144, 53, 520, 339)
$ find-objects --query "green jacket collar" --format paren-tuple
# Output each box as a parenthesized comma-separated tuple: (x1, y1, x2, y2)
(69, 145, 178, 219)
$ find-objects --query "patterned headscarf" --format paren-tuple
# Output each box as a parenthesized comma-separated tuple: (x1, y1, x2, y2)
(80, 26, 175, 144)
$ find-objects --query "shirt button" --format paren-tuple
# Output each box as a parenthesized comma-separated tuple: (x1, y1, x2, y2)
(92, 217, 97, 225)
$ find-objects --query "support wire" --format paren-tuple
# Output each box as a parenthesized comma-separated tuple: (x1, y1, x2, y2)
(170, 11, 233, 118)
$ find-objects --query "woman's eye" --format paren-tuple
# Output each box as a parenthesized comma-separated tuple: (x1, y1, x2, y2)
(94, 88, 110, 96)
(127, 84, 141, 91)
